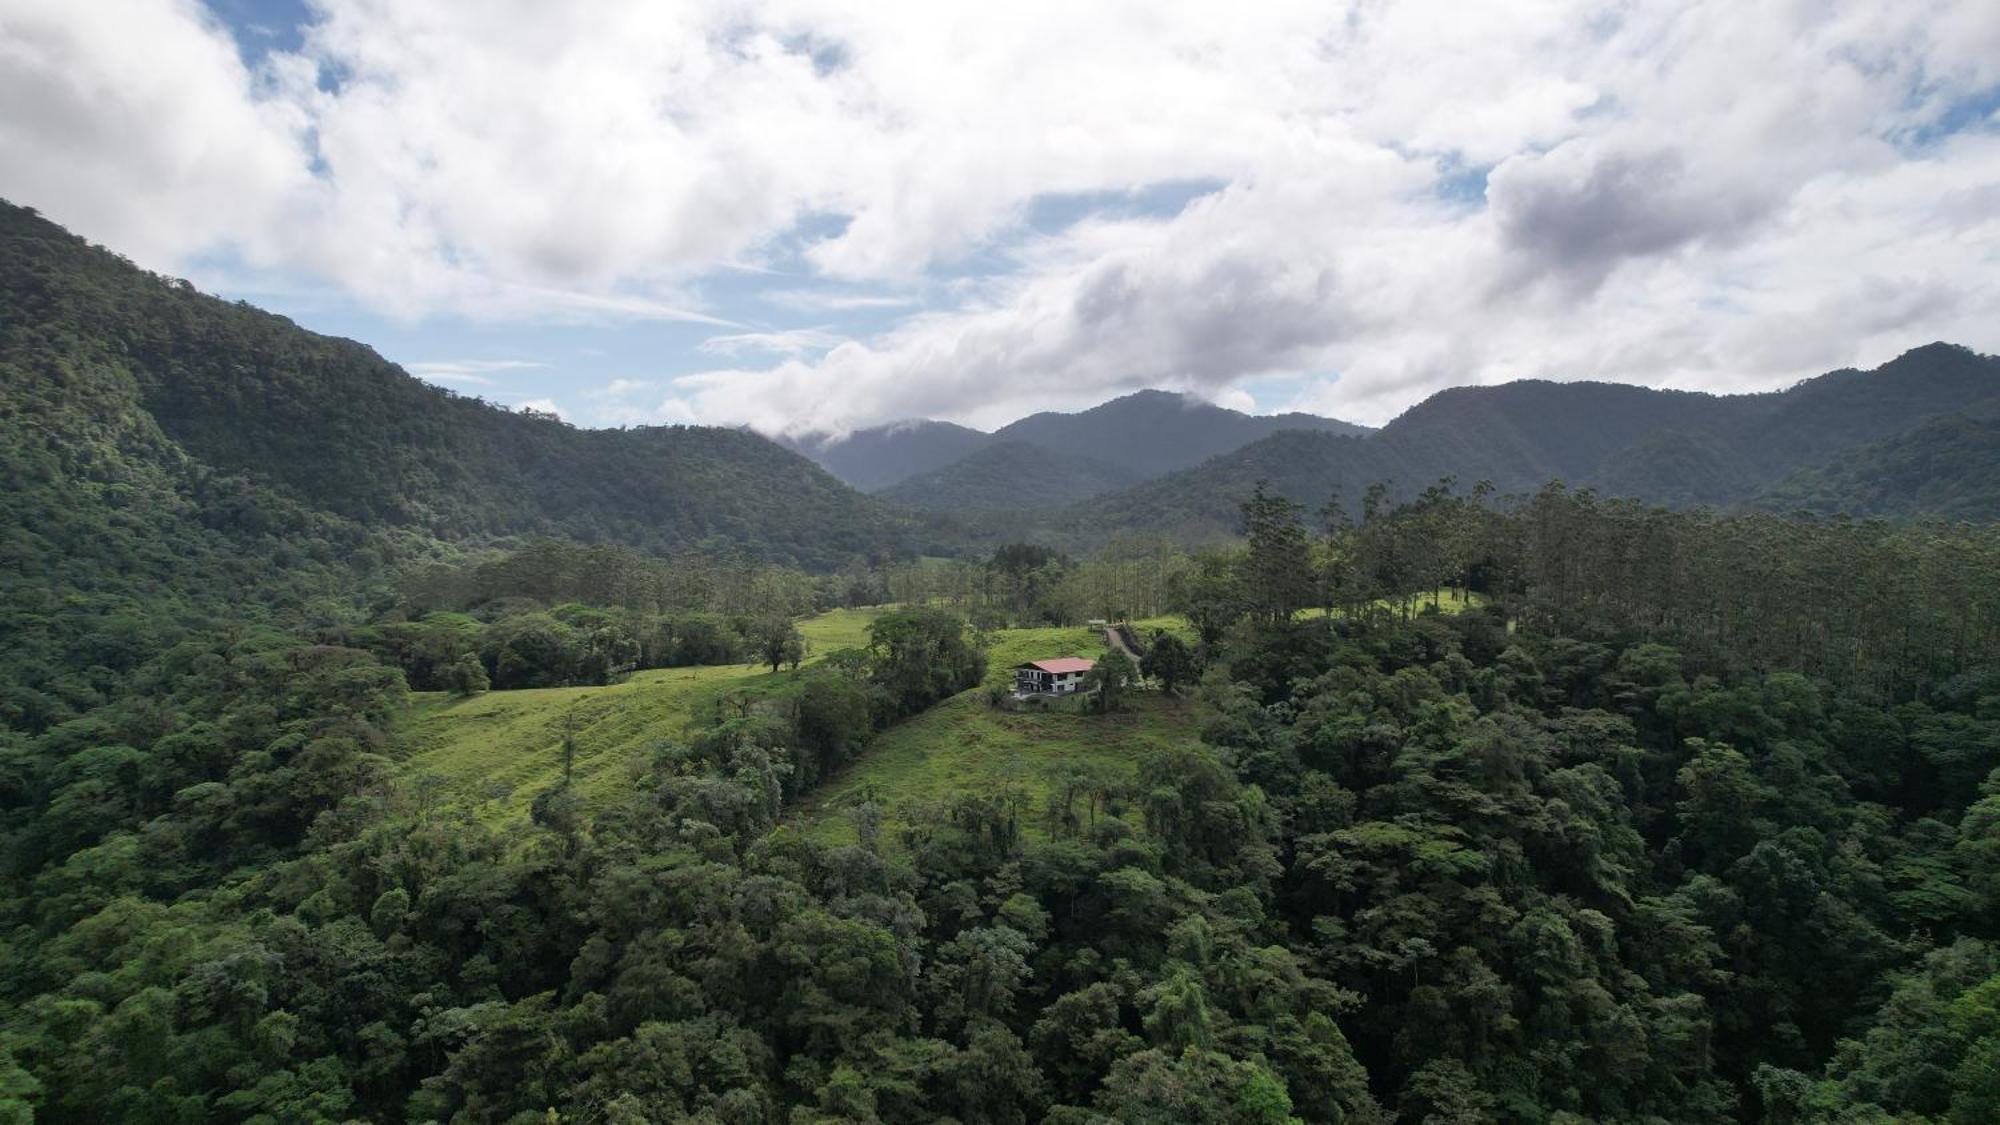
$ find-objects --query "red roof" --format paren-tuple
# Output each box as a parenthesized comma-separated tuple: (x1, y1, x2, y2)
(1018, 657, 1096, 674)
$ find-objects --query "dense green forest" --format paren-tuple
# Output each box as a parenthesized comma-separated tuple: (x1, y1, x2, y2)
(1759, 409, 2000, 520)
(877, 443, 1142, 513)
(6, 473, 2000, 1121)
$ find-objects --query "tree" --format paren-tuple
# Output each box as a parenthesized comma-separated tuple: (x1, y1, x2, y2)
(442, 651, 489, 696)
(868, 608, 988, 719)
(1172, 550, 1247, 650)
(1088, 650, 1138, 712)
(1242, 484, 1312, 624)
(1145, 632, 1196, 694)
(753, 617, 805, 674)
(1095, 1047, 1302, 1125)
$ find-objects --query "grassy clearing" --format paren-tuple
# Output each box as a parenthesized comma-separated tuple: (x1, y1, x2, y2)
(399, 606, 890, 822)
(798, 606, 887, 654)
(787, 620, 1204, 846)
(785, 691, 1200, 846)
(780, 596, 1491, 843)
(396, 595, 1477, 831)
(1298, 588, 1486, 619)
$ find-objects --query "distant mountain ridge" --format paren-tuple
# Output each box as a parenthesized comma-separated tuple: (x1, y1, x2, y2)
(779, 420, 992, 492)
(782, 388, 1371, 498)
(876, 441, 1143, 512)
(1059, 343, 2000, 541)
(9, 198, 1993, 571)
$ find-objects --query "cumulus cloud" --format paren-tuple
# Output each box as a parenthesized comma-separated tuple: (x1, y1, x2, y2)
(590, 378, 652, 398)
(0, 0, 310, 266)
(2, 0, 1998, 429)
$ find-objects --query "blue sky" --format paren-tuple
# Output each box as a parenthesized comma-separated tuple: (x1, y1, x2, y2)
(4, 1, 1996, 434)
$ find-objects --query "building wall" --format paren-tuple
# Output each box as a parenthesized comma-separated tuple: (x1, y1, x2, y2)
(1015, 668, 1090, 694)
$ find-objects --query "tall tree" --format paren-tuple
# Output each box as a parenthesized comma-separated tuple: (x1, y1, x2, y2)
(1242, 483, 1313, 624)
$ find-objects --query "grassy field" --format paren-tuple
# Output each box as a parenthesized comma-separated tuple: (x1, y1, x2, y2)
(785, 618, 1205, 845)
(398, 595, 1480, 831)
(779, 595, 1489, 844)
(397, 607, 889, 820)
(785, 691, 1199, 846)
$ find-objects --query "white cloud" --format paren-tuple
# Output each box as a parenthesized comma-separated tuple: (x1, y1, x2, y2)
(515, 397, 563, 418)
(1212, 388, 1258, 414)
(0, 0, 310, 268)
(653, 397, 700, 426)
(589, 378, 651, 398)
(406, 358, 545, 386)
(764, 288, 922, 312)
(3, 0, 1998, 429)
(699, 328, 849, 358)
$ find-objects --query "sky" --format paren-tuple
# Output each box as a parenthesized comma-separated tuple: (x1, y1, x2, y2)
(2, 1, 1997, 436)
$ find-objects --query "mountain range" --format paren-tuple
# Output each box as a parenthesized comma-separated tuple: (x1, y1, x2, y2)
(1057, 343, 2000, 541)
(5, 196, 1996, 590)
(781, 390, 1371, 503)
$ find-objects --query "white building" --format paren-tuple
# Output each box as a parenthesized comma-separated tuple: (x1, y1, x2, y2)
(1012, 657, 1095, 696)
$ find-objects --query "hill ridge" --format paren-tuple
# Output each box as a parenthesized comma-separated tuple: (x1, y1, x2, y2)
(0, 199, 913, 570)
(1050, 343, 2000, 541)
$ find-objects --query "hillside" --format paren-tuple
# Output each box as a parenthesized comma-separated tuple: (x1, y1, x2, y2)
(1070, 344, 2000, 539)
(781, 615, 1154, 842)
(783, 388, 1369, 491)
(0, 201, 914, 570)
(875, 440, 1142, 511)
(780, 419, 993, 492)
(403, 607, 888, 820)
(988, 388, 1371, 478)
(1758, 405, 2000, 520)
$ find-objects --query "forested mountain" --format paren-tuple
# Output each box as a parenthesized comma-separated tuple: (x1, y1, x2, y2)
(876, 440, 1142, 511)
(774, 337, 1997, 536)
(1758, 406, 2000, 519)
(987, 389, 1371, 478)
(783, 389, 1369, 492)
(0, 201, 914, 570)
(1071, 344, 2000, 540)
(780, 419, 994, 492)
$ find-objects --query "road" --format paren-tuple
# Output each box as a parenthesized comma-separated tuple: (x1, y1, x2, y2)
(1101, 624, 1142, 663)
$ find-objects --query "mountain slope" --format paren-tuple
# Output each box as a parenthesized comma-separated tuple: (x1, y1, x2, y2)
(876, 440, 1142, 511)
(1070, 345, 2000, 540)
(785, 389, 1370, 490)
(0, 201, 912, 570)
(991, 388, 1370, 478)
(1758, 404, 2000, 520)
(1596, 343, 2000, 500)
(780, 419, 994, 492)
